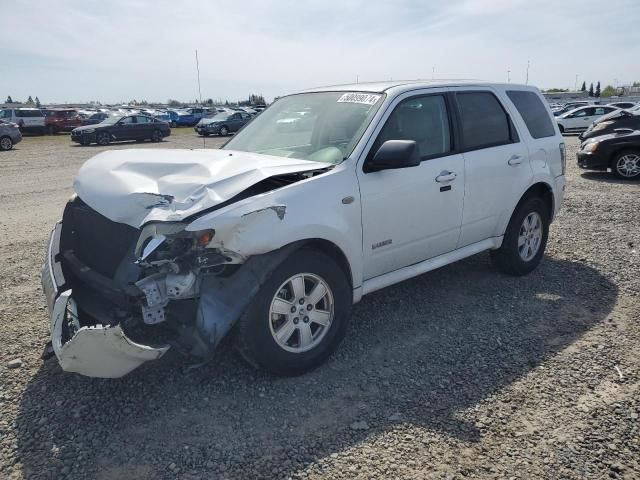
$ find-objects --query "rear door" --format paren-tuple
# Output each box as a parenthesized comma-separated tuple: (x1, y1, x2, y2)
(134, 116, 153, 138)
(450, 88, 532, 247)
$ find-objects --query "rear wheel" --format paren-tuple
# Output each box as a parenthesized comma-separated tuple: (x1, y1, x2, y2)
(611, 151, 640, 180)
(170, 120, 177, 128)
(151, 129, 162, 142)
(0, 136, 13, 151)
(97, 132, 110, 146)
(235, 249, 351, 376)
(490, 197, 549, 276)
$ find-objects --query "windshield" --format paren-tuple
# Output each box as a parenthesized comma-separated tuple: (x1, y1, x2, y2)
(223, 91, 384, 163)
(207, 113, 231, 121)
(100, 115, 123, 125)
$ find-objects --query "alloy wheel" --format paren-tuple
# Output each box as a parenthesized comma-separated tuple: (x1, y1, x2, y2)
(518, 212, 543, 262)
(0, 137, 12, 151)
(615, 154, 640, 178)
(268, 273, 334, 353)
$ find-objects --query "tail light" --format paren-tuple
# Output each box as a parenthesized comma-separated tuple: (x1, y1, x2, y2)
(559, 142, 566, 175)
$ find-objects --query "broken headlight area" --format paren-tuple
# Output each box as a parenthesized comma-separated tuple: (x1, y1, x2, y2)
(55, 197, 243, 367)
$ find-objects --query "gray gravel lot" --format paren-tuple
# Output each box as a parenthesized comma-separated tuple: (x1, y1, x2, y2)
(0, 132, 638, 480)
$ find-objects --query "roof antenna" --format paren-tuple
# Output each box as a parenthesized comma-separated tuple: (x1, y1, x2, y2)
(195, 49, 205, 148)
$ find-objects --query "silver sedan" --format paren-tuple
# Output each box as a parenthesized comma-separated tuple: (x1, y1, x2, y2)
(0, 120, 22, 151)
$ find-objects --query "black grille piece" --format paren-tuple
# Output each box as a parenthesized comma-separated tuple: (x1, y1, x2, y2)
(61, 197, 140, 279)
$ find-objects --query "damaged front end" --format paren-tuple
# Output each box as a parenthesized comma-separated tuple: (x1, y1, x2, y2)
(42, 195, 300, 378)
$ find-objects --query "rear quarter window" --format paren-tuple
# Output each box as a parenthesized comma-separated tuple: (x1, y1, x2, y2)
(506, 90, 555, 139)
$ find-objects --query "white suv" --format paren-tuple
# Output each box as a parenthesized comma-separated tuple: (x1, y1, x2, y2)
(42, 81, 566, 378)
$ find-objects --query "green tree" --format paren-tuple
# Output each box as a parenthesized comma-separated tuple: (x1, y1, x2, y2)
(580, 81, 586, 92)
(5, 96, 13, 103)
(35, 96, 41, 107)
(167, 99, 181, 107)
(588, 83, 594, 97)
(600, 85, 617, 97)
(595, 81, 601, 97)
(26, 95, 34, 105)
(545, 88, 569, 93)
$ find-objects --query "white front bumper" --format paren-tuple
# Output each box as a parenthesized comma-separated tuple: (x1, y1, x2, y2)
(42, 223, 169, 378)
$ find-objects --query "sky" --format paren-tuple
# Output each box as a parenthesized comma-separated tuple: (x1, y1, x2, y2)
(1, 0, 639, 104)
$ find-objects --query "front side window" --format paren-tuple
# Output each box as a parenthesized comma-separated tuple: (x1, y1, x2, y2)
(372, 94, 451, 159)
(136, 116, 150, 123)
(223, 91, 384, 164)
(456, 92, 512, 150)
(506, 90, 555, 139)
(572, 109, 589, 117)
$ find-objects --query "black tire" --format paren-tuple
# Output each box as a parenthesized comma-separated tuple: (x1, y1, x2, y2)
(611, 150, 640, 180)
(0, 136, 13, 151)
(170, 121, 177, 128)
(97, 132, 110, 146)
(235, 249, 352, 376)
(219, 126, 229, 136)
(150, 129, 162, 142)
(490, 196, 549, 276)
(48, 126, 55, 135)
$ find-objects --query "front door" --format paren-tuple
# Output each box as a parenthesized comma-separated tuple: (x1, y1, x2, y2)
(111, 116, 136, 140)
(358, 91, 465, 280)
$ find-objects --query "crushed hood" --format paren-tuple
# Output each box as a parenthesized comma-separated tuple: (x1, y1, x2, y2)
(73, 149, 329, 227)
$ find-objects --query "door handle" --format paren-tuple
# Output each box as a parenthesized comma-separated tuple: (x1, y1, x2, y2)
(435, 171, 457, 183)
(508, 155, 523, 166)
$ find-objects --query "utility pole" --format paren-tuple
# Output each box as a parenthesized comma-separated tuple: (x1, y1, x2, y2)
(432, 66, 435, 79)
(574, 74, 579, 92)
(525, 60, 530, 85)
(507, 70, 511, 83)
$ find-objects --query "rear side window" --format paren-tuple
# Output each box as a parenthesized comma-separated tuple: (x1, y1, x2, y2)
(16, 109, 44, 118)
(506, 90, 555, 139)
(456, 92, 511, 150)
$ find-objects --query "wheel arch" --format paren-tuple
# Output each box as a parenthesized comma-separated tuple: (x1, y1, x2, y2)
(292, 238, 354, 289)
(501, 182, 555, 237)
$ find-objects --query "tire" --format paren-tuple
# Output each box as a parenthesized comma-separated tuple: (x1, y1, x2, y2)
(490, 197, 549, 276)
(170, 121, 177, 128)
(219, 126, 229, 136)
(48, 126, 55, 135)
(235, 249, 352, 376)
(0, 136, 13, 151)
(97, 132, 110, 146)
(611, 150, 640, 180)
(150, 129, 162, 142)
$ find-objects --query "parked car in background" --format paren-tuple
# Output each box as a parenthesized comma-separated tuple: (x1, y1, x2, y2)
(0, 119, 22, 151)
(195, 111, 252, 136)
(578, 129, 640, 179)
(556, 105, 620, 134)
(82, 112, 111, 126)
(152, 111, 173, 124)
(606, 101, 637, 110)
(0, 108, 46, 134)
(71, 114, 170, 146)
(171, 110, 198, 127)
(43, 109, 82, 134)
(580, 106, 640, 141)
(42, 81, 565, 378)
(552, 101, 598, 116)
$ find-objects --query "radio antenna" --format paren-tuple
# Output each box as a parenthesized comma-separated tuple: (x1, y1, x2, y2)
(195, 49, 205, 148)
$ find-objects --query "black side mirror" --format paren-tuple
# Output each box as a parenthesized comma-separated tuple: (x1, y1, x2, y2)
(365, 140, 421, 173)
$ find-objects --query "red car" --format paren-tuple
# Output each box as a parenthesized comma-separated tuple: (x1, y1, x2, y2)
(43, 109, 82, 134)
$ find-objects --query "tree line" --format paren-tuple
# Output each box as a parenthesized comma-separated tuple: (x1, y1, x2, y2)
(4, 95, 42, 106)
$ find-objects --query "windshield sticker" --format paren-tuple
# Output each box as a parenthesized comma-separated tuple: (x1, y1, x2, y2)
(337, 93, 381, 105)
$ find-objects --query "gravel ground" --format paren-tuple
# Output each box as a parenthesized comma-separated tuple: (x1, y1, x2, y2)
(0, 133, 638, 480)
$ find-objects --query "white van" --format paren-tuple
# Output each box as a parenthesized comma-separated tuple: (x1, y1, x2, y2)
(0, 108, 46, 134)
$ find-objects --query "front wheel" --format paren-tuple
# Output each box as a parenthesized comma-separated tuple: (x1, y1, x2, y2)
(235, 249, 352, 376)
(219, 126, 229, 136)
(150, 129, 162, 142)
(611, 151, 640, 180)
(490, 197, 549, 276)
(96, 132, 110, 146)
(0, 136, 13, 151)
(170, 121, 177, 128)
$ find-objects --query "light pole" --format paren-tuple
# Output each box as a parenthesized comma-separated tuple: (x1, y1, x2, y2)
(574, 74, 579, 92)
(525, 60, 530, 85)
(507, 70, 511, 83)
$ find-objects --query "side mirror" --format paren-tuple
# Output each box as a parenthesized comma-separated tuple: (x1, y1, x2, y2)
(365, 140, 421, 173)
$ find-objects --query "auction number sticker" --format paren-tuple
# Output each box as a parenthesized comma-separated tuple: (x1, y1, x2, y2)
(337, 92, 381, 105)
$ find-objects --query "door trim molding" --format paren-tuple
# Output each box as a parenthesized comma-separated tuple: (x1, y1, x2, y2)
(360, 236, 503, 296)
